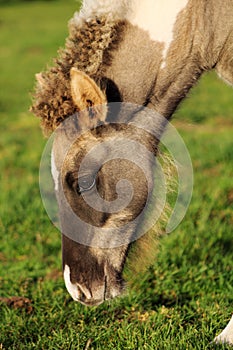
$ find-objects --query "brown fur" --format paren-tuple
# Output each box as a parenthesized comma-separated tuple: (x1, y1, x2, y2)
(31, 0, 233, 310)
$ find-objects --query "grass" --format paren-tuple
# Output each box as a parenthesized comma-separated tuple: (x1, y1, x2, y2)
(0, 1, 233, 349)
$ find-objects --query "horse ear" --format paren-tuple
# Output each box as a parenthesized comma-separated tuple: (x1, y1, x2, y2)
(70, 68, 106, 110)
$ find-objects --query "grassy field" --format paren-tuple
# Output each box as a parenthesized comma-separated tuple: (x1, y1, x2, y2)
(0, 1, 233, 349)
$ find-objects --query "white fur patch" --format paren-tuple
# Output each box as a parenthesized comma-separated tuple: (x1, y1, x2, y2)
(63, 265, 79, 301)
(77, 0, 131, 22)
(72, 0, 189, 67)
(214, 315, 233, 345)
(128, 0, 189, 66)
(51, 151, 59, 191)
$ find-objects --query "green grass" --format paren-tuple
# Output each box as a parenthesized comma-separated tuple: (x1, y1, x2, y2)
(0, 1, 233, 349)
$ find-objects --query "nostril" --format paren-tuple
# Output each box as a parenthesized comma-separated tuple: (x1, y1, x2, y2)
(76, 285, 86, 301)
(64, 265, 96, 304)
(77, 284, 92, 301)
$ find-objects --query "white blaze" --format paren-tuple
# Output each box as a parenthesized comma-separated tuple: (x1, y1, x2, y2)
(63, 265, 79, 301)
(51, 151, 59, 191)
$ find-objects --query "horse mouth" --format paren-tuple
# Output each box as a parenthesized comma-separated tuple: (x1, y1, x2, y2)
(73, 283, 124, 307)
(77, 278, 125, 307)
(76, 296, 105, 307)
(63, 265, 124, 306)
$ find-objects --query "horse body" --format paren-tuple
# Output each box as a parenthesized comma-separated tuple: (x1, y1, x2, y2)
(32, 0, 233, 344)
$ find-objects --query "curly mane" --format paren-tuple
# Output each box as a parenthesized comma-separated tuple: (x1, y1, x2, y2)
(31, 16, 125, 135)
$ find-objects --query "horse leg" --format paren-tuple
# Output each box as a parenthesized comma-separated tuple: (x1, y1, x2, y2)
(214, 315, 233, 345)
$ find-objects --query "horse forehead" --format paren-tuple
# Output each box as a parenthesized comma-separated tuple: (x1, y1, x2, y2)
(52, 131, 98, 167)
(128, 0, 189, 54)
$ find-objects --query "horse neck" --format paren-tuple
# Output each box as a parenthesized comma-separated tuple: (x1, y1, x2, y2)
(103, 0, 231, 120)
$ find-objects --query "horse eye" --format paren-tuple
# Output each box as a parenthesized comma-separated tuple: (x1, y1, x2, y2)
(77, 175, 96, 194)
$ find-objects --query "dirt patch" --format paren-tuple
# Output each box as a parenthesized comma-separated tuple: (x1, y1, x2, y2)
(227, 189, 233, 205)
(0, 296, 33, 314)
